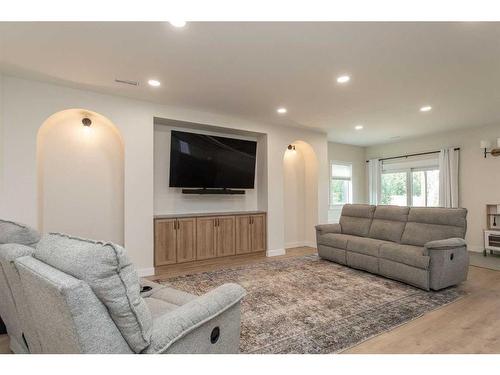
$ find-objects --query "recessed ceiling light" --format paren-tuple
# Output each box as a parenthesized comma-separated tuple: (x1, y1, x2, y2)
(169, 21, 187, 28)
(148, 79, 161, 87)
(336, 75, 351, 84)
(355, 125, 363, 130)
(277, 107, 287, 114)
(420, 105, 432, 112)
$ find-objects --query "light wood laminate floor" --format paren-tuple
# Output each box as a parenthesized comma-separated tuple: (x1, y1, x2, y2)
(1, 247, 499, 354)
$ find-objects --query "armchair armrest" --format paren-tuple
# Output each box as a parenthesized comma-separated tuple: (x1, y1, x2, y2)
(145, 283, 246, 354)
(425, 238, 467, 250)
(315, 223, 342, 235)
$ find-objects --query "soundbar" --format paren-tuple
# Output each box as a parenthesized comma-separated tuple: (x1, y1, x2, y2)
(182, 188, 246, 195)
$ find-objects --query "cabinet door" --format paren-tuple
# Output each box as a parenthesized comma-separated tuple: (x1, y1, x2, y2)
(235, 215, 252, 254)
(250, 214, 266, 252)
(216, 216, 236, 257)
(154, 219, 177, 266)
(176, 218, 196, 263)
(196, 217, 217, 260)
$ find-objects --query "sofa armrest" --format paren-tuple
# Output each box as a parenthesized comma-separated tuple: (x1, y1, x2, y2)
(145, 283, 246, 354)
(424, 238, 466, 250)
(315, 223, 342, 235)
(424, 238, 469, 290)
(0, 243, 34, 262)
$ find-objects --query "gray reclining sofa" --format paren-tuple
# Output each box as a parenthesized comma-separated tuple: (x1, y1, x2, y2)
(316, 204, 468, 290)
(0, 220, 245, 354)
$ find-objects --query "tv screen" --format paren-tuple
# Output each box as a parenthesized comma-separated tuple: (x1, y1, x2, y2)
(169, 130, 257, 189)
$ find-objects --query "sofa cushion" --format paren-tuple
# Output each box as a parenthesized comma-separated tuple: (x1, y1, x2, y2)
(379, 259, 430, 290)
(34, 233, 152, 353)
(346, 236, 387, 257)
(379, 242, 430, 270)
(407, 207, 467, 227)
(401, 207, 467, 247)
(0, 219, 41, 247)
(317, 233, 357, 249)
(346, 251, 379, 274)
(368, 206, 409, 243)
(145, 298, 179, 319)
(339, 204, 376, 237)
(318, 245, 347, 264)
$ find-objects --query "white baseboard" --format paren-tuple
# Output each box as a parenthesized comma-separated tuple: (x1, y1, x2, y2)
(468, 245, 484, 253)
(137, 267, 155, 277)
(303, 241, 317, 248)
(267, 248, 286, 257)
(285, 241, 317, 249)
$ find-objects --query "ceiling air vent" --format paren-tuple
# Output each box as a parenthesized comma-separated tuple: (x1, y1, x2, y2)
(114, 79, 139, 86)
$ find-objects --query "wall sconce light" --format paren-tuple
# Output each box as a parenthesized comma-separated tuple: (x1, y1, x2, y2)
(287, 144, 296, 151)
(82, 118, 92, 127)
(481, 138, 500, 158)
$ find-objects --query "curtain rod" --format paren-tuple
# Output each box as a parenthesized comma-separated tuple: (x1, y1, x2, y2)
(365, 147, 460, 163)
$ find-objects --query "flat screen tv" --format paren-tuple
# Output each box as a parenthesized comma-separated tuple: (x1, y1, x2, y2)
(169, 130, 257, 189)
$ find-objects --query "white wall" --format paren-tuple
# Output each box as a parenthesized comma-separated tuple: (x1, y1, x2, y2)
(366, 123, 500, 252)
(0, 74, 328, 273)
(154, 123, 259, 215)
(327, 141, 367, 222)
(283, 147, 306, 248)
(0, 74, 3, 201)
(38, 109, 124, 244)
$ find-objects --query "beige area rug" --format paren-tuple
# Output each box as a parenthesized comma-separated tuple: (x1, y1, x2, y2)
(160, 254, 465, 353)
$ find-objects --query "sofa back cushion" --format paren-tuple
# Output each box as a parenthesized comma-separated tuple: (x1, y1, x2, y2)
(15, 256, 133, 353)
(339, 204, 376, 237)
(401, 207, 467, 247)
(369, 206, 410, 243)
(0, 243, 41, 353)
(0, 219, 41, 247)
(34, 233, 152, 353)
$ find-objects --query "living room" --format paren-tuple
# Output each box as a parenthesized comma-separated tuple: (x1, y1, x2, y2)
(1, 1, 499, 373)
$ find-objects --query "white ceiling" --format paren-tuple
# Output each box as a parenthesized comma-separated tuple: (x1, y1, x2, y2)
(1, 22, 499, 146)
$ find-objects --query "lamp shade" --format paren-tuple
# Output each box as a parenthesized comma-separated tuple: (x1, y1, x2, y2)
(480, 140, 491, 149)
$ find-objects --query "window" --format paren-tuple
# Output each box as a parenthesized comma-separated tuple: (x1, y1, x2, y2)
(411, 169, 439, 207)
(330, 162, 352, 208)
(381, 171, 407, 206)
(380, 159, 439, 207)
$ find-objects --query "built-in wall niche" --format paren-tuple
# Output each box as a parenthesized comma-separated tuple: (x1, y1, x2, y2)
(282, 140, 319, 248)
(37, 109, 124, 244)
(486, 204, 500, 230)
(153, 117, 268, 216)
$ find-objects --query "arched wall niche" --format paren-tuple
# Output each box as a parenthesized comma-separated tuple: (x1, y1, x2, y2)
(37, 109, 125, 244)
(282, 140, 319, 248)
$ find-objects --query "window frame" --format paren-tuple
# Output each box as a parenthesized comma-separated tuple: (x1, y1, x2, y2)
(329, 161, 353, 209)
(380, 165, 439, 207)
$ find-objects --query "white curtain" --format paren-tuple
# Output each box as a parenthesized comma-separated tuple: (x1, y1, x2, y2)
(439, 148, 460, 208)
(368, 158, 381, 205)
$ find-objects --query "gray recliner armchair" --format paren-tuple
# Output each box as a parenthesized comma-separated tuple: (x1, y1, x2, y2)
(0, 219, 41, 353)
(1, 224, 246, 354)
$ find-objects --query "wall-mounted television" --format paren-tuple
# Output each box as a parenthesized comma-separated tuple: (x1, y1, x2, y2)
(169, 130, 257, 191)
